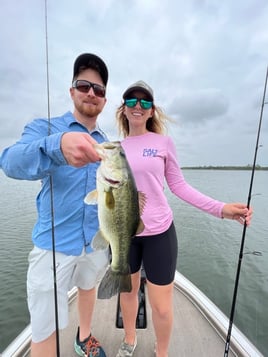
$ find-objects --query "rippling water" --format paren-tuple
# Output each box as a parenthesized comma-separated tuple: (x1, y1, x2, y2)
(168, 169, 268, 356)
(0, 173, 40, 351)
(0, 170, 267, 354)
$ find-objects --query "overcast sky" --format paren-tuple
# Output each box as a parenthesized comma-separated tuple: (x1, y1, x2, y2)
(1, 0, 268, 166)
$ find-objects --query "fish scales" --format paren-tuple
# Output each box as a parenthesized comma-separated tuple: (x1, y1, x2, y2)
(84, 141, 145, 299)
(99, 180, 139, 274)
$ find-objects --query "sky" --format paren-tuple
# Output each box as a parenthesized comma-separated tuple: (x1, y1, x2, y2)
(0, 0, 268, 166)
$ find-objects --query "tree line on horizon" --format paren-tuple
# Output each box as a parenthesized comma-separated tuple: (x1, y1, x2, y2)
(181, 165, 268, 170)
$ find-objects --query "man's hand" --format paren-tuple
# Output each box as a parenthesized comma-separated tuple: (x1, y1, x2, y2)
(61, 132, 101, 167)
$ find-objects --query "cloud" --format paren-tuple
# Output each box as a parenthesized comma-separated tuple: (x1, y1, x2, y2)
(0, 0, 268, 166)
(168, 88, 229, 123)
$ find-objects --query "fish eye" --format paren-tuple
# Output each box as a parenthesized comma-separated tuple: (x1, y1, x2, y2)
(120, 150, 126, 158)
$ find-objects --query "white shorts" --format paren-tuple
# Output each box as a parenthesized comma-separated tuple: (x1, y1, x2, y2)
(27, 246, 109, 342)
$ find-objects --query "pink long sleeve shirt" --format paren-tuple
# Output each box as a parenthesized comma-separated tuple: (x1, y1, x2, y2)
(121, 132, 225, 236)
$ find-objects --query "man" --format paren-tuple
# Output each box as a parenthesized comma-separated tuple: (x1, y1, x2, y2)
(0, 53, 109, 357)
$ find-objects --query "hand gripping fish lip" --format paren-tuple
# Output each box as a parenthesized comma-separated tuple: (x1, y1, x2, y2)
(94, 141, 122, 160)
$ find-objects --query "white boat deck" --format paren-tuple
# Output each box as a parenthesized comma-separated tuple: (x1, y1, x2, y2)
(61, 283, 234, 357)
(2, 271, 263, 357)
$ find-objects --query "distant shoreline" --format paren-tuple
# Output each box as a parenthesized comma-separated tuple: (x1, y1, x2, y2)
(181, 166, 268, 170)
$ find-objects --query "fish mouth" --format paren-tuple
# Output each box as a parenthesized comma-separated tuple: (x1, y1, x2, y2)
(105, 177, 120, 185)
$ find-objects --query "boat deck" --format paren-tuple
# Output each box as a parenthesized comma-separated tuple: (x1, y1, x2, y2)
(3, 271, 263, 357)
(60, 284, 234, 357)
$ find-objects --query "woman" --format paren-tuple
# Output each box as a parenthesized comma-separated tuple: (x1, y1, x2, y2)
(115, 80, 252, 357)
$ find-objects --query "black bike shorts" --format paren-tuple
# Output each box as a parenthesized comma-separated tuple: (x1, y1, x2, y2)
(129, 222, 178, 285)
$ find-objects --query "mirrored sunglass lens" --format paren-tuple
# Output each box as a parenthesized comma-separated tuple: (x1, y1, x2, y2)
(140, 99, 153, 109)
(125, 98, 152, 109)
(125, 99, 138, 107)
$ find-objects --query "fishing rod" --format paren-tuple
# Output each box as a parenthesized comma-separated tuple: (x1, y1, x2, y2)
(44, 0, 60, 356)
(224, 66, 268, 356)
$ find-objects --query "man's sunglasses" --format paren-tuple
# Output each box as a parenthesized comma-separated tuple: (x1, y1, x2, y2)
(124, 98, 153, 110)
(72, 80, 106, 98)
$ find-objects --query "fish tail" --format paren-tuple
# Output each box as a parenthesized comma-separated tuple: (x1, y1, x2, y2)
(119, 274, 132, 293)
(97, 267, 132, 299)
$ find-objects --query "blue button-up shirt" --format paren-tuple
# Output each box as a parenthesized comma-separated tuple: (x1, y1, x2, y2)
(0, 111, 108, 255)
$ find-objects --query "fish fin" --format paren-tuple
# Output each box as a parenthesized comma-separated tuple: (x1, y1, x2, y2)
(136, 219, 145, 235)
(97, 267, 132, 299)
(138, 191, 147, 215)
(135, 192, 146, 235)
(119, 274, 132, 293)
(105, 189, 115, 209)
(91, 230, 109, 250)
(84, 190, 98, 205)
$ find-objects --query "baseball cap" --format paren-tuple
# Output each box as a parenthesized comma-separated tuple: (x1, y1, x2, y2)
(72, 53, 108, 86)
(122, 80, 154, 101)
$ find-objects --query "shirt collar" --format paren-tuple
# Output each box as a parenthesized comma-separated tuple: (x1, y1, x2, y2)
(64, 111, 104, 135)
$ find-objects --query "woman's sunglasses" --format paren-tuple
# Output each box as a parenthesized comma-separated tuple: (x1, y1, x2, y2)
(72, 80, 106, 98)
(124, 98, 153, 110)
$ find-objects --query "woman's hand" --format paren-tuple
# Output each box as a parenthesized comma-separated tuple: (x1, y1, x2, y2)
(221, 203, 253, 226)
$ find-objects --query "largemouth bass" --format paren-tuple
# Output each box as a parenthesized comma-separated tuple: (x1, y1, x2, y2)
(84, 141, 145, 299)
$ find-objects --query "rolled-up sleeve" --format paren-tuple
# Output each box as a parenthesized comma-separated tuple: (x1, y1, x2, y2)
(0, 119, 67, 180)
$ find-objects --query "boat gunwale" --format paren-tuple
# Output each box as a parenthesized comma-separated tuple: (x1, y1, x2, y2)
(1, 288, 77, 357)
(174, 271, 263, 357)
(1, 273, 263, 357)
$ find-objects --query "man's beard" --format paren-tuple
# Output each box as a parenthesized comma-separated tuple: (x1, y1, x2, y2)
(76, 102, 102, 118)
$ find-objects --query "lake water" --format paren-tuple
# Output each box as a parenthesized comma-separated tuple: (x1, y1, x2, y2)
(0, 169, 267, 355)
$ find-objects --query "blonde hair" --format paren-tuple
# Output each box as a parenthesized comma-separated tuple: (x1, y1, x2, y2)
(116, 103, 172, 138)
